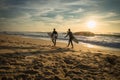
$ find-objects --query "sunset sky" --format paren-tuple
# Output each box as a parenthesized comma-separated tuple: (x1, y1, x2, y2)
(0, 0, 120, 33)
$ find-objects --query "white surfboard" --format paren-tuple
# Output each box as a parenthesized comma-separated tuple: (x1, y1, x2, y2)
(47, 32, 57, 39)
(73, 36, 79, 43)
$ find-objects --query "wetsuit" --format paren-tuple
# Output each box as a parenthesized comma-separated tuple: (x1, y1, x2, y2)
(65, 31, 74, 48)
(51, 31, 58, 46)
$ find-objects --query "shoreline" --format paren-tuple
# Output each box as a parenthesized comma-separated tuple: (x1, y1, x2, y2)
(0, 34, 120, 56)
(22, 35, 120, 56)
(0, 31, 120, 49)
(0, 34, 120, 79)
(13, 34, 120, 51)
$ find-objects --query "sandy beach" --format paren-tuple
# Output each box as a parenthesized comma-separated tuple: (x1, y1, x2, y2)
(0, 34, 120, 80)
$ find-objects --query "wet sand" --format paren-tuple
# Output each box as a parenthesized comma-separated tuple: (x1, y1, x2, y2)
(0, 34, 120, 80)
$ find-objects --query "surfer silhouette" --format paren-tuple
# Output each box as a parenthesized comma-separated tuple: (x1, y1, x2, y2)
(65, 29, 74, 48)
(51, 28, 58, 46)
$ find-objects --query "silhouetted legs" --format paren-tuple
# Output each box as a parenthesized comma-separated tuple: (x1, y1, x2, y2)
(52, 38, 57, 46)
(67, 38, 73, 48)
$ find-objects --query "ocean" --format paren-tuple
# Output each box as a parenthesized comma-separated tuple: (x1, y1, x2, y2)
(0, 31, 120, 49)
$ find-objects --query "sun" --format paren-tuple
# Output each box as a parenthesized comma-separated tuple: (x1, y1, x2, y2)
(87, 20, 96, 28)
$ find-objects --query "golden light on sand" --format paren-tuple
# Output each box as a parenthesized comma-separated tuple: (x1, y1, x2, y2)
(86, 44, 94, 48)
(87, 20, 96, 28)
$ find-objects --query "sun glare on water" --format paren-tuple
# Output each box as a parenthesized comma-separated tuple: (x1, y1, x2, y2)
(87, 20, 96, 28)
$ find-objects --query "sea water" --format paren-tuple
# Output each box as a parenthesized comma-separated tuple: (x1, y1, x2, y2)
(0, 31, 120, 49)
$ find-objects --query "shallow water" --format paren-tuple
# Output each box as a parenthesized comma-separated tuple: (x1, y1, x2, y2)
(0, 31, 120, 49)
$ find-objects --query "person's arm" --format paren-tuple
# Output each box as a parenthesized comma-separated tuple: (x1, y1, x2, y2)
(51, 32, 54, 38)
(56, 32, 58, 39)
(64, 32, 68, 38)
(56, 32, 58, 37)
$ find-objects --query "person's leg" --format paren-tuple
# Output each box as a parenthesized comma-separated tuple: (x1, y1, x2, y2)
(67, 39, 70, 47)
(71, 40, 73, 48)
(52, 38, 55, 46)
(54, 38, 56, 46)
(69, 38, 73, 48)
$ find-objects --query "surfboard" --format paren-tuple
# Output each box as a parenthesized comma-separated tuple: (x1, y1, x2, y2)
(73, 36, 79, 43)
(47, 32, 56, 39)
(48, 32, 79, 43)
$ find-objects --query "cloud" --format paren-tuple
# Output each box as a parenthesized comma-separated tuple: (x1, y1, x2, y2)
(0, 0, 120, 32)
(71, 8, 84, 13)
(54, 15, 64, 23)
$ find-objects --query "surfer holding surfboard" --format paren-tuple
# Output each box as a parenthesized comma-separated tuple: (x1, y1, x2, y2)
(51, 28, 58, 46)
(65, 29, 74, 48)
(65, 29, 79, 48)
